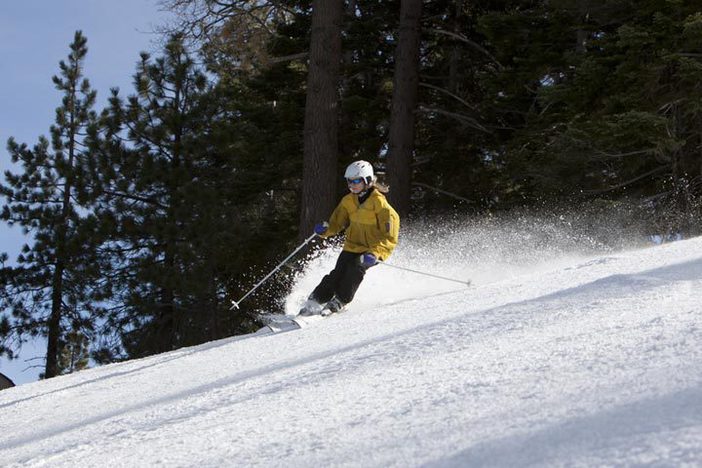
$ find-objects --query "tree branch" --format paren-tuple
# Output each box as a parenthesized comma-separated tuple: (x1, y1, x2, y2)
(419, 82, 476, 110)
(584, 165, 669, 194)
(412, 182, 474, 204)
(426, 28, 504, 70)
(417, 106, 490, 133)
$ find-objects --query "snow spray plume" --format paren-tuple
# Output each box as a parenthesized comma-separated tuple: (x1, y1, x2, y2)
(284, 200, 653, 314)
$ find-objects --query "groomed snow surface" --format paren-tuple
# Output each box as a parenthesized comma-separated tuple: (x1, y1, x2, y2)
(1, 221, 702, 467)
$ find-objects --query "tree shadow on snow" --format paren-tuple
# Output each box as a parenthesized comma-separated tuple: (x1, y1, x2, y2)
(434, 384, 702, 467)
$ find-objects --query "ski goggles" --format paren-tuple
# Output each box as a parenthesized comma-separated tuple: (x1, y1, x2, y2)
(346, 178, 364, 185)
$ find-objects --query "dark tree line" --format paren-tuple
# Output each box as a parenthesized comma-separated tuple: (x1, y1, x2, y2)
(3, 1, 702, 378)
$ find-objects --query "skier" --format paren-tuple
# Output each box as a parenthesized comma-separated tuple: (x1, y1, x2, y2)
(299, 160, 400, 316)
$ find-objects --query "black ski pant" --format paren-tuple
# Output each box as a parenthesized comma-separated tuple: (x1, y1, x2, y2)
(310, 250, 371, 305)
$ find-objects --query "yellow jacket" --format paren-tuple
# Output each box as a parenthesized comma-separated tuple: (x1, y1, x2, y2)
(320, 189, 400, 261)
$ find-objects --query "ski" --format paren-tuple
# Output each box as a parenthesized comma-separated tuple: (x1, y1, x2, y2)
(257, 313, 326, 334)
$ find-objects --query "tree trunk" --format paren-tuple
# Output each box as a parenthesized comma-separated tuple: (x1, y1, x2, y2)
(299, 0, 343, 240)
(45, 85, 79, 378)
(387, 0, 423, 218)
(45, 261, 64, 378)
(575, 6, 590, 54)
(339, 0, 358, 162)
(449, 0, 463, 94)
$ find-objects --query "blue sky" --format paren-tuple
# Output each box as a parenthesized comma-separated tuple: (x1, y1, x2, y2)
(0, 1, 172, 385)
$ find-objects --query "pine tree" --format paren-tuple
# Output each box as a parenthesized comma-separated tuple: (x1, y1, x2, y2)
(338, 0, 397, 165)
(146, 2, 316, 320)
(477, 0, 702, 216)
(0, 31, 103, 378)
(91, 34, 261, 357)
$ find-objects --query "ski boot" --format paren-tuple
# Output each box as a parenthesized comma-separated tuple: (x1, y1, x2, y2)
(322, 296, 347, 316)
(298, 298, 323, 316)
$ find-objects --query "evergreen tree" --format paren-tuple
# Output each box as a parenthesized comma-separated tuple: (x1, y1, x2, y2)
(338, 0, 397, 166)
(90, 34, 272, 357)
(160, 1, 702, 220)
(0, 31, 104, 378)
(153, 2, 313, 316)
(478, 0, 702, 218)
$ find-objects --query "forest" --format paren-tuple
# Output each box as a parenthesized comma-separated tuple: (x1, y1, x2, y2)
(2, 0, 702, 378)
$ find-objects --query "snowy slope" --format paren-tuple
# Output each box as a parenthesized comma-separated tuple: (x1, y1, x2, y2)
(1, 234, 702, 467)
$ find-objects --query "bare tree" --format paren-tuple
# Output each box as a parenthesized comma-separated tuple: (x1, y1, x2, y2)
(387, 0, 423, 217)
(158, 0, 297, 71)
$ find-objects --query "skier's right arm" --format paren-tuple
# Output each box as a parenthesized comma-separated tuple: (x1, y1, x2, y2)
(319, 200, 350, 238)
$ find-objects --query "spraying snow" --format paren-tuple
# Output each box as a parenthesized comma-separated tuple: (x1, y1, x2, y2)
(287, 207, 650, 315)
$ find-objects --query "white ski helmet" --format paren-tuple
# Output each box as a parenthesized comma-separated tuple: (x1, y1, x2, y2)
(344, 160, 375, 184)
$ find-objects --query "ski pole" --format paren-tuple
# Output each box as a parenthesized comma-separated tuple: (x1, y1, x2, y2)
(230, 232, 318, 310)
(377, 262, 472, 286)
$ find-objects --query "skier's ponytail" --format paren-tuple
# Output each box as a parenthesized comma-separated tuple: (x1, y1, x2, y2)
(372, 173, 390, 193)
(373, 179, 390, 193)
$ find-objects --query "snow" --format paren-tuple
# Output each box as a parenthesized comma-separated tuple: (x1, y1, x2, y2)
(1, 228, 702, 467)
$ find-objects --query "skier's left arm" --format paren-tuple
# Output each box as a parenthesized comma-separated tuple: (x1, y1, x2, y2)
(369, 205, 400, 261)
